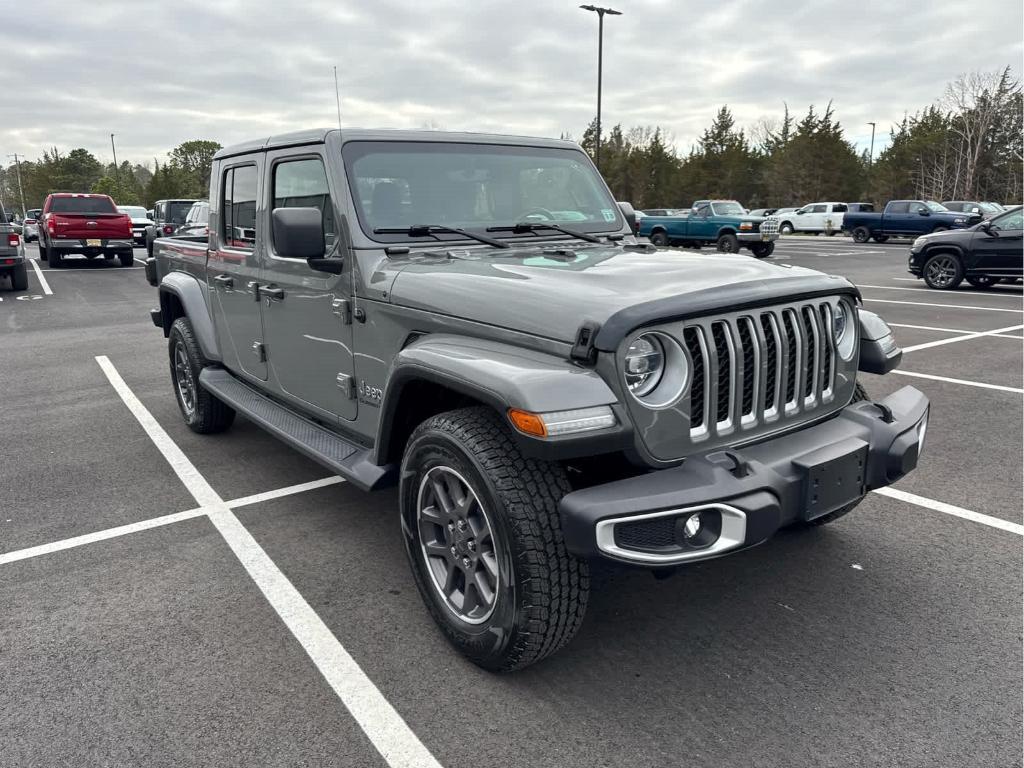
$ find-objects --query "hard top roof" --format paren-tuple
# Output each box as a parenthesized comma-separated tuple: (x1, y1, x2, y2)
(214, 128, 580, 161)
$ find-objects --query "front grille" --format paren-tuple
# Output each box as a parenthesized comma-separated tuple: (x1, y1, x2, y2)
(760, 216, 781, 236)
(681, 300, 839, 440)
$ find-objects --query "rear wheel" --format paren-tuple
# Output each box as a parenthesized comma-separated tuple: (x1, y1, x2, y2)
(802, 383, 870, 527)
(168, 317, 236, 434)
(716, 233, 739, 253)
(852, 227, 871, 243)
(923, 252, 964, 290)
(872, 235, 889, 243)
(11, 263, 28, 291)
(966, 275, 1000, 288)
(48, 247, 62, 267)
(400, 406, 589, 671)
(649, 230, 669, 247)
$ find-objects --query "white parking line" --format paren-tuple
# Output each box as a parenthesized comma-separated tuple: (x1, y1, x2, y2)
(227, 476, 346, 508)
(901, 324, 1024, 353)
(94, 355, 443, 768)
(29, 258, 53, 295)
(874, 488, 1024, 536)
(891, 369, 1024, 394)
(889, 322, 1024, 340)
(860, 283, 1023, 299)
(865, 298, 1023, 313)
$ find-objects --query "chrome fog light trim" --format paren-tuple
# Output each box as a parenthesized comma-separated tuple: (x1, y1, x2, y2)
(595, 504, 747, 565)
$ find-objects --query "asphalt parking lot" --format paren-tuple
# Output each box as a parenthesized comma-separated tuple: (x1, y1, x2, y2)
(1, 236, 1021, 768)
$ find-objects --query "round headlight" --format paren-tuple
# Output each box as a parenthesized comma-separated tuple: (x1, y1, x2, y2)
(624, 334, 664, 396)
(832, 301, 856, 360)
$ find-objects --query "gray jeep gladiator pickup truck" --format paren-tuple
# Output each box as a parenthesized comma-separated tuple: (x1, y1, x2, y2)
(147, 128, 929, 671)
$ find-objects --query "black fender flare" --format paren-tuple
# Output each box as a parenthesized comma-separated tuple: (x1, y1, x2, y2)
(158, 271, 221, 362)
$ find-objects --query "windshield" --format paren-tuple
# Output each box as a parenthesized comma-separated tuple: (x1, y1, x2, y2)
(26, 209, 41, 219)
(49, 196, 117, 214)
(979, 202, 1000, 214)
(711, 201, 745, 216)
(342, 141, 622, 243)
(167, 201, 193, 224)
(118, 206, 148, 217)
(925, 201, 948, 212)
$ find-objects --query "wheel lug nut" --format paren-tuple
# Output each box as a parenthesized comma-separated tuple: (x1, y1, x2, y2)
(457, 520, 467, 532)
(467, 541, 476, 551)
(450, 545, 457, 555)
(462, 557, 471, 568)
(447, 522, 455, 531)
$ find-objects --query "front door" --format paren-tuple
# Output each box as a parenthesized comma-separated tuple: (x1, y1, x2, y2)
(258, 151, 357, 421)
(971, 207, 1023, 277)
(210, 161, 268, 381)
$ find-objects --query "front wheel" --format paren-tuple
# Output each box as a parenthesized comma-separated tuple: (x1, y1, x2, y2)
(750, 241, 775, 258)
(922, 252, 964, 290)
(779, 222, 794, 235)
(400, 406, 589, 671)
(716, 233, 740, 253)
(852, 227, 871, 243)
(168, 317, 236, 434)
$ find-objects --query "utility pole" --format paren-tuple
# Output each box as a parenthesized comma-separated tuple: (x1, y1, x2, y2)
(6, 153, 27, 217)
(110, 133, 119, 173)
(579, 5, 621, 171)
(333, 66, 342, 129)
(866, 122, 876, 167)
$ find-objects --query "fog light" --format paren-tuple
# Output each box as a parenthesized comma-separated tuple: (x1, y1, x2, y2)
(682, 513, 702, 539)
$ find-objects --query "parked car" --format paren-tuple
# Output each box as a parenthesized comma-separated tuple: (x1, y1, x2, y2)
(147, 129, 928, 674)
(843, 200, 980, 243)
(641, 208, 687, 216)
(38, 193, 135, 267)
(748, 208, 778, 217)
(908, 206, 1023, 289)
(638, 199, 779, 257)
(21, 208, 42, 242)
(777, 202, 847, 236)
(145, 198, 199, 257)
(175, 200, 210, 238)
(117, 205, 155, 246)
(0, 200, 28, 290)
(941, 201, 1003, 220)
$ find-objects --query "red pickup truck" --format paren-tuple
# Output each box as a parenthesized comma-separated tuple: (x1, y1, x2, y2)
(39, 193, 135, 267)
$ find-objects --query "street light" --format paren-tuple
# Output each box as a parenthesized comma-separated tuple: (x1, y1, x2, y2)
(579, 4, 621, 171)
(866, 122, 876, 167)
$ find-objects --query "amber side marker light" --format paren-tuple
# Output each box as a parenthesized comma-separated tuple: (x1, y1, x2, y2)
(508, 409, 547, 437)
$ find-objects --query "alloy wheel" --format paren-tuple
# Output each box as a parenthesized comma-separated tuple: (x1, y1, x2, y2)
(925, 255, 958, 288)
(173, 343, 197, 416)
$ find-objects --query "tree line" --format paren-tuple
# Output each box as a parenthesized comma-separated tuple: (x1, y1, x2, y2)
(0, 140, 221, 213)
(573, 67, 1021, 210)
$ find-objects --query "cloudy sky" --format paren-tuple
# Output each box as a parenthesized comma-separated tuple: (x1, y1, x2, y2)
(2, 0, 1020, 167)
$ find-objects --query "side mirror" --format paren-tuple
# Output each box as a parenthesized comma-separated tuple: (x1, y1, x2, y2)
(796, 209, 804, 215)
(272, 206, 326, 260)
(617, 201, 636, 233)
(980, 222, 997, 237)
(918, 208, 930, 216)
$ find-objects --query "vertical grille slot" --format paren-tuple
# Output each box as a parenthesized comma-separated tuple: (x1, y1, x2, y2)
(801, 306, 818, 399)
(683, 327, 705, 430)
(738, 319, 756, 418)
(711, 322, 732, 424)
(819, 304, 834, 394)
(760, 314, 778, 412)
(783, 310, 799, 405)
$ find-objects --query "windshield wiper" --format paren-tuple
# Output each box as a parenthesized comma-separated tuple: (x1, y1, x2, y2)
(374, 224, 510, 249)
(486, 222, 602, 244)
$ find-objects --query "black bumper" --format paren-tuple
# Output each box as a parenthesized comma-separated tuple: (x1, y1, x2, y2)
(559, 386, 929, 566)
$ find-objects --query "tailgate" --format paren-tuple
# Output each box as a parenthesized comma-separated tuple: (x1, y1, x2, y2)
(51, 213, 127, 238)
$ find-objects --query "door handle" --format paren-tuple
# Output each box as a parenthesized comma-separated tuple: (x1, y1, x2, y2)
(212, 274, 233, 288)
(258, 285, 285, 301)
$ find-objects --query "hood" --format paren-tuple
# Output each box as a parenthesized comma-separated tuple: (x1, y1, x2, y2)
(389, 244, 856, 344)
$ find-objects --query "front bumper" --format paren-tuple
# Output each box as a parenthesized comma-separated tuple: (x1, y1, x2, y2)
(737, 231, 779, 243)
(560, 386, 929, 566)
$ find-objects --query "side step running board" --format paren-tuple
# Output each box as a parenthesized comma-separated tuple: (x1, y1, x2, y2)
(198, 368, 395, 492)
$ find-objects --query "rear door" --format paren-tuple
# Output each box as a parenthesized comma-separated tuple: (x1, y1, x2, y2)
(209, 159, 268, 381)
(258, 150, 357, 421)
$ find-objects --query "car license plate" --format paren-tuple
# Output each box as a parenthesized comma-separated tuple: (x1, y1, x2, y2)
(794, 439, 868, 521)
(761, 233, 770, 241)
(86, 239, 102, 246)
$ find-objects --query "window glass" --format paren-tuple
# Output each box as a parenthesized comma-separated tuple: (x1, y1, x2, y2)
(223, 165, 257, 249)
(888, 202, 909, 214)
(944, 202, 963, 212)
(992, 208, 1023, 231)
(343, 141, 621, 243)
(833, 204, 847, 213)
(273, 157, 336, 250)
(711, 201, 744, 216)
(811, 204, 827, 213)
(50, 196, 117, 214)
(925, 201, 946, 212)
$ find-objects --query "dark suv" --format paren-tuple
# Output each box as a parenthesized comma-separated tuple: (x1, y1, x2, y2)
(909, 206, 1023, 289)
(145, 198, 198, 257)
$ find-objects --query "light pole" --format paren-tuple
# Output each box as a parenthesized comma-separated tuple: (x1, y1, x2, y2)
(579, 4, 621, 171)
(110, 133, 119, 174)
(6, 153, 27, 218)
(866, 122, 876, 167)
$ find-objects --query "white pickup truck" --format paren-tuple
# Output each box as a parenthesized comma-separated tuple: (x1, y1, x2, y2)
(778, 202, 847, 235)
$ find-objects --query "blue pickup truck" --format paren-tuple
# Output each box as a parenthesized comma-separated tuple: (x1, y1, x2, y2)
(843, 200, 980, 243)
(637, 199, 779, 257)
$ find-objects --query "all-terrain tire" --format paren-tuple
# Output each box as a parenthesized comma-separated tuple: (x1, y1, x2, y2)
(649, 230, 669, 247)
(400, 406, 589, 672)
(802, 383, 871, 527)
(168, 317, 235, 434)
(11, 263, 28, 291)
(750, 241, 775, 258)
(716, 232, 740, 253)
